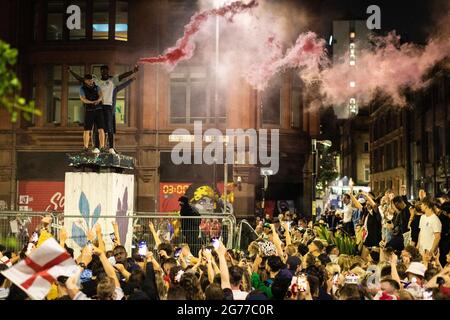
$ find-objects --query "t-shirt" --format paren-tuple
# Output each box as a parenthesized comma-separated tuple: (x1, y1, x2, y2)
(343, 203, 353, 223)
(232, 289, 248, 300)
(80, 85, 101, 110)
(94, 75, 119, 105)
(418, 214, 442, 253)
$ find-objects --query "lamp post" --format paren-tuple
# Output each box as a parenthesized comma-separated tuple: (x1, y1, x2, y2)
(311, 139, 332, 220)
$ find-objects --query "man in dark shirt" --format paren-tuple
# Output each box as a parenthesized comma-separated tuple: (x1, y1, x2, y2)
(179, 196, 201, 254)
(79, 74, 105, 153)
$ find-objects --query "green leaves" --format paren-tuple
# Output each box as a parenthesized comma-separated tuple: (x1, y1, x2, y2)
(315, 224, 358, 255)
(0, 39, 41, 123)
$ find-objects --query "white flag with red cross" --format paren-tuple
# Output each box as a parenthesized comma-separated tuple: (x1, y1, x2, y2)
(0, 237, 78, 300)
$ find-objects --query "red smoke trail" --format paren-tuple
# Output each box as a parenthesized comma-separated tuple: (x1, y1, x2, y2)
(139, 0, 258, 70)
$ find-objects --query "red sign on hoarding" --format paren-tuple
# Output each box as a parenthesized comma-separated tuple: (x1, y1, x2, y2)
(17, 181, 65, 212)
(159, 183, 191, 212)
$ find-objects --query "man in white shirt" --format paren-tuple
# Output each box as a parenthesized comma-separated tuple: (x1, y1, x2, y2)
(229, 265, 249, 300)
(93, 65, 138, 154)
(341, 194, 356, 236)
(418, 199, 442, 254)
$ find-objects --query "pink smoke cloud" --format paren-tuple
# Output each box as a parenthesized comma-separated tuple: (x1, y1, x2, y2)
(319, 32, 450, 107)
(139, 0, 450, 111)
(138, 0, 259, 70)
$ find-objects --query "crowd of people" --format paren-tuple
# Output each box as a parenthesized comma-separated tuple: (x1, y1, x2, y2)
(0, 187, 449, 300)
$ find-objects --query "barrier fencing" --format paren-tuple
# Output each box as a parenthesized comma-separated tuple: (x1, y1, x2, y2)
(0, 212, 59, 252)
(0, 211, 237, 255)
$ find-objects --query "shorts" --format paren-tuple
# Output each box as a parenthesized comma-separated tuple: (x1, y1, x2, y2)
(102, 105, 114, 133)
(84, 108, 104, 130)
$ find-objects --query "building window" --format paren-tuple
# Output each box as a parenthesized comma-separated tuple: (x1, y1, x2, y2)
(69, 0, 86, 40)
(364, 163, 370, 182)
(115, 1, 128, 41)
(93, 0, 110, 40)
(45, 65, 62, 124)
(68, 65, 85, 125)
(115, 64, 130, 124)
(364, 142, 369, 153)
(169, 67, 211, 124)
(262, 77, 281, 125)
(46, 0, 64, 40)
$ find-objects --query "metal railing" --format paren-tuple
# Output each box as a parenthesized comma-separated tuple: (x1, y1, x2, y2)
(0, 211, 236, 254)
(235, 219, 258, 253)
(0, 212, 59, 252)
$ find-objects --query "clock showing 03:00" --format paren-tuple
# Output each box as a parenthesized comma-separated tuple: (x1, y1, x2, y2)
(162, 184, 190, 195)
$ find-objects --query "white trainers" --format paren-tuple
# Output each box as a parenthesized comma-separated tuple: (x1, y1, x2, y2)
(109, 148, 117, 155)
(92, 148, 100, 154)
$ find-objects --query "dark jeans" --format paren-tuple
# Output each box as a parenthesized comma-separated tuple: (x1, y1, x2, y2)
(343, 221, 355, 236)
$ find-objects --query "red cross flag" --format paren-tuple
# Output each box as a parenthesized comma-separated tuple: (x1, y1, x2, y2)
(1, 237, 78, 300)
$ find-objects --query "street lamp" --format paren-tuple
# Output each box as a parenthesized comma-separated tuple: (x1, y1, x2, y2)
(312, 139, 332, 219)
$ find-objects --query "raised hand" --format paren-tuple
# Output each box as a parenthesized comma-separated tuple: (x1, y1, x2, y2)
(87, 229, 95, 241)
(42, 215, 52, 225)
(216, 240, 227, 257)
(60, 228, 68, 243)
(114, 263, 126, 273)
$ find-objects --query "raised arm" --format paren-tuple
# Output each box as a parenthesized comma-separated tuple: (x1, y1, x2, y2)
(362, 191, 376, 208)
(59, 228, 68, 249)
(112, 221, 121, 247)
(118, 64, 139, 81)
(390, 254, 402, 287)
(270, 224, 285, 260)
(95, 223, 105, 253)
(282, 221, 292, 246)
(69, 68, 84, 83)
(114, 263, 131, 281)
(148, 221, 161, 248)
(146, 251, 162, 273)
(116, 78, 135, 92)
(203, 249, 215, 284)
(92, 245, 120, 288)
(349, 179, 363, 210)
(216, 240, 231, 290)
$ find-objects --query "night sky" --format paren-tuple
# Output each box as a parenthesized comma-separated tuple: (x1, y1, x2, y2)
(293, 0, 448, 44)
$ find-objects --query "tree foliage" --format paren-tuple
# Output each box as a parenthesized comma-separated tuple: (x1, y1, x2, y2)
(316, 144, 338, 197)
(0, 39, 41, 122)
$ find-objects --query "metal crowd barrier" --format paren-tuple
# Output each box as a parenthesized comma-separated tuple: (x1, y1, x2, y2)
(0, 211, 237, 256)
(0, 211, 59, 252)
(235, 219, 259, 254)
(57, 213, 235, 256)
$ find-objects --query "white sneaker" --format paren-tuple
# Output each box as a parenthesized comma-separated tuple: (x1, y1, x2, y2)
(92, 148, 100, 154)
(109, 148, 117, 155)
